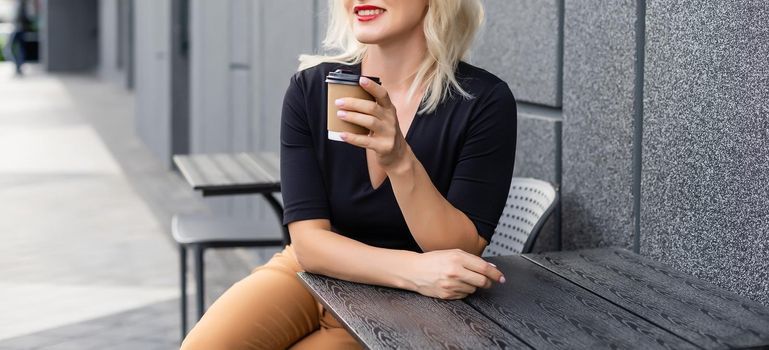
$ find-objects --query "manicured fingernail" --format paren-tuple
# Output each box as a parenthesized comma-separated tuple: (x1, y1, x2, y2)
(335, 99, 344, 106)
(499, 275, 506, 283)
(340, 133, 348, 141)
(359, 77, 369, 86)
(337, 110, 347, 118)
(489, 263, 497, 268)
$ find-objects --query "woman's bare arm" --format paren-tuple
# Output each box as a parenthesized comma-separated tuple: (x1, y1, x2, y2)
(290, 219, 504, 300)
(290, 219, 417, 289)
(386, 149, 487, 254)
(338, 78, 488, 255)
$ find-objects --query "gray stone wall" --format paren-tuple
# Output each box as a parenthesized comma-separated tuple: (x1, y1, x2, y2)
(512, 105, 562, 253)
(561, 0, 638, 250)
(470, 0, 768, 304)
(471, 0, 565, 252)
(641, 0, 769, 304)
(473, 0, 562, 107)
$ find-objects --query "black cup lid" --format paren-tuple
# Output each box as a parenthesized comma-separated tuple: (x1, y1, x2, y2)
(326, 69, 381, 85)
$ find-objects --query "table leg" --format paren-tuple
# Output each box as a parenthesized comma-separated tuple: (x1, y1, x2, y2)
(179, 245, 187, 342)
(194, 245, 205, 320)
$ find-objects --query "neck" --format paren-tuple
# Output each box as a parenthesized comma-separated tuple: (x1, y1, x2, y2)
(362, 29, 427, 91)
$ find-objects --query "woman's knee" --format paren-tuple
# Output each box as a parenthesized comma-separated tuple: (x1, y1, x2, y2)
(181, 251, 318, 349)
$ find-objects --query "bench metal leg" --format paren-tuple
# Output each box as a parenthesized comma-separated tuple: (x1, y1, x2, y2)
(179, 245, 188, 342)
(194, 245, 205, 320)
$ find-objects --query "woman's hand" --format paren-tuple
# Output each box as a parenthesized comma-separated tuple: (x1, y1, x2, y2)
(335, 77, 409, 170)
(406, 249, 506, 300)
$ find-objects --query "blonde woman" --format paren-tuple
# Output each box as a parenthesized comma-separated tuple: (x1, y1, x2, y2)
(181, 0, 516, 349)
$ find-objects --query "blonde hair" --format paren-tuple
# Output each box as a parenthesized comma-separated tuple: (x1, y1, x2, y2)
(299, 0, 484, 114)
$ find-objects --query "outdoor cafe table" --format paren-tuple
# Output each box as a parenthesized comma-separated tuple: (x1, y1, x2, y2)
(172, 152, 280, 197)
(172, 152, 285, 233)
(299, 248, 769, 349)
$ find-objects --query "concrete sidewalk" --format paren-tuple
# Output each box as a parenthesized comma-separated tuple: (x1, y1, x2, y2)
(0, 63, 266, 349)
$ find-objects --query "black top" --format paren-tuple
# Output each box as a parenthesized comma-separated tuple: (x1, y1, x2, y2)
(280, 61, 516, 252)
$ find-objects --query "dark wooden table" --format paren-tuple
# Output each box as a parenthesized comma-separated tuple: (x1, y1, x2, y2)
(299, 248, 769, 349)
(172, 152, 285, 235)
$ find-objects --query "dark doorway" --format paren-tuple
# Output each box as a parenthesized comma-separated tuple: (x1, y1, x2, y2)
(171, 0, 190, 158)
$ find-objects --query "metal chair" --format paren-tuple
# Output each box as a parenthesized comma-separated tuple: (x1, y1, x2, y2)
(173, 213, 287, 340)
(483, 177, 559, 257)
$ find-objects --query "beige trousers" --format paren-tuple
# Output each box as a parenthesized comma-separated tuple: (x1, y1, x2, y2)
(180, 245, 361, 350)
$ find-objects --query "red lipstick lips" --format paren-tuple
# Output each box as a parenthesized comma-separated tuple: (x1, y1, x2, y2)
(354, 5, 385, 22)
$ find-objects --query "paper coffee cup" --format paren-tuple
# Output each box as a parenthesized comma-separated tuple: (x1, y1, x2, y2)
(326, 69, 381, 142)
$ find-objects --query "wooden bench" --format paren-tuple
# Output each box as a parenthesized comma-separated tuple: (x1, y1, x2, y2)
(172, 152, 287, 340)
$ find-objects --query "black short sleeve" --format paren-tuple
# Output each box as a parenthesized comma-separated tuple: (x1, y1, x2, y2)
(280, 72, 331, 225)
(446, 82, 517, 243)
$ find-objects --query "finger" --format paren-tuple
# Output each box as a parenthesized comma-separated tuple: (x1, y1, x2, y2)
(336, 98, 380, 118)
(447, 293, 469, 300)
(340, 132, 373, 149)
(462, 256, 505, 284)
(337, 110, 383, 133)
(359, 76, 393, 108)
(439, 292, 468, 300)
(341, 132, 392, 155)
(457, 269, 492, 289)
(452, 281, 477, 295)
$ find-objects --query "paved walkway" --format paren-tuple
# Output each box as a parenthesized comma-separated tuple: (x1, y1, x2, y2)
(0, 64, 269, 349)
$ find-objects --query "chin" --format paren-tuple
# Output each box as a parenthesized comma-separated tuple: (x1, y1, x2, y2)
(354, 33, 384, 44)
(352, 24, 391, 44)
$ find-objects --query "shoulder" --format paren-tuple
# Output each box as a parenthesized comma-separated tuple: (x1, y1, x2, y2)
(452, 62, 516, 122)
(450, 62, 516, 134)
(455, 61, 515, 101)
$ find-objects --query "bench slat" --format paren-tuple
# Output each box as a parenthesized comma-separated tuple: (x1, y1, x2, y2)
(209, 153, 258, 184)
(243, 152, 280, 182)
(188, 154, 233, 187)
(173, 154, 209, 188)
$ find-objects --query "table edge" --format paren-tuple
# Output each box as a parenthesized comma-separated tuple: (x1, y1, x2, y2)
(296, 272, 373, 350)
(172, 152, 280, 194)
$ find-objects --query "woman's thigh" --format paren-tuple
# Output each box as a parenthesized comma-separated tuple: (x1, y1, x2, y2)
(288, 328, 361, 350)
(181, 246, 321, 350)
(289, 307, 362, 350)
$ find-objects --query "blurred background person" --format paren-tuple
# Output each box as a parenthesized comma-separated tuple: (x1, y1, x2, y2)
(3, 0, 31, 75)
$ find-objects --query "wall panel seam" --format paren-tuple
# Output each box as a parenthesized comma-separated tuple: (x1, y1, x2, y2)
(632, 0, 647, 254)
(556, 0, 565, 107)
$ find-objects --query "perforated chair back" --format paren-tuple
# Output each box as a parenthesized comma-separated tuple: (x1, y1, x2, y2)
(482, 177, 559, 257)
